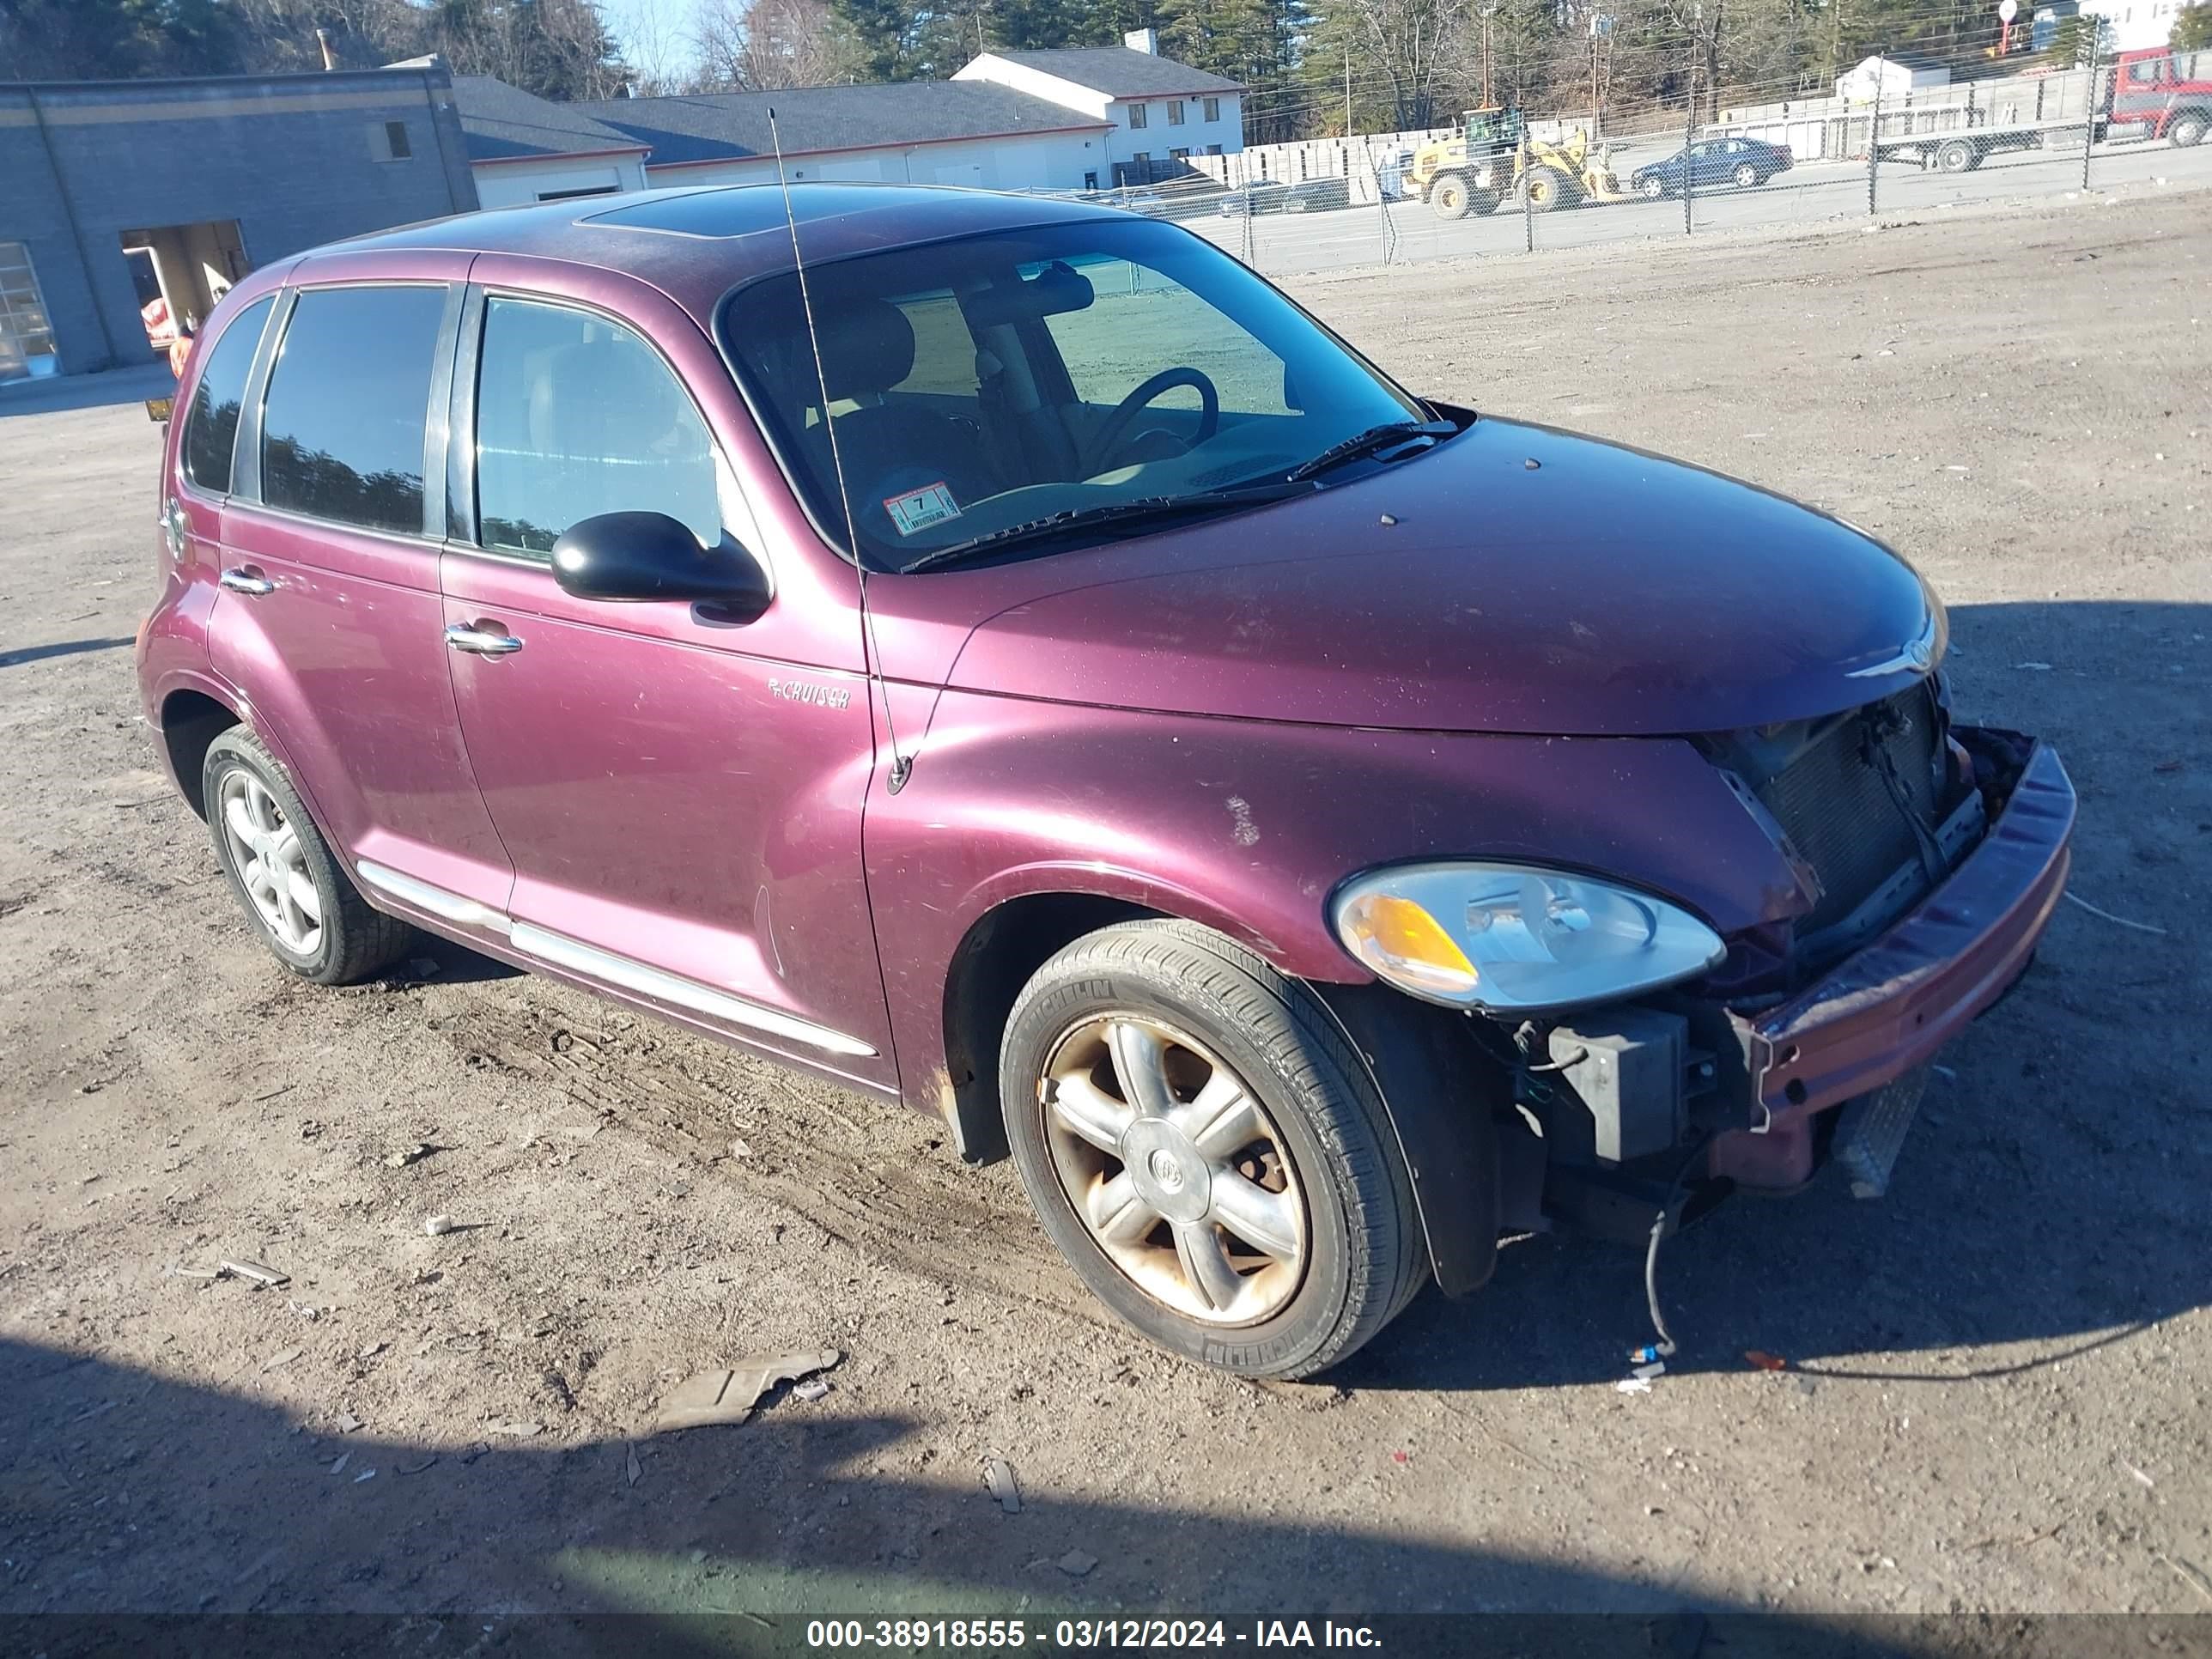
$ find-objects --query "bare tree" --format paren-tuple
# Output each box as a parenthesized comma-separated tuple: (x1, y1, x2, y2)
(693, 0, 859, 88)
(1336, 0, 1461, 128)
(614, 0, 697, 92)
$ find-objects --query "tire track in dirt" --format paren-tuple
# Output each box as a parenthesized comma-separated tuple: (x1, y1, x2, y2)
(423, 982, 1108, 1328)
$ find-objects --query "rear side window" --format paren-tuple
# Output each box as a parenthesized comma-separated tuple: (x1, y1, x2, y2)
(260, 285, 447, 535)
(472, 296, 720, 558)
(181, 296, 273, 495)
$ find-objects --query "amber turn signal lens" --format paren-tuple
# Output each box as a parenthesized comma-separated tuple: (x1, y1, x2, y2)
(1337, 892, 1481, 997)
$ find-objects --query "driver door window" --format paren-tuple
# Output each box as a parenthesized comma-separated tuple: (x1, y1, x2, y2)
(472, 296, 721, 558)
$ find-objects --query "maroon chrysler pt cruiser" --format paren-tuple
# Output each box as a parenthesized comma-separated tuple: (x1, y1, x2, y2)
(138, 185, 2073, 1378)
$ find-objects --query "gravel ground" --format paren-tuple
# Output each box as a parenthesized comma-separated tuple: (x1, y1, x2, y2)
(1, 191, 2208, 1645)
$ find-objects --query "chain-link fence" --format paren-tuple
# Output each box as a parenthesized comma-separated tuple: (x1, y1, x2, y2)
(1018, 49, 2209, 283)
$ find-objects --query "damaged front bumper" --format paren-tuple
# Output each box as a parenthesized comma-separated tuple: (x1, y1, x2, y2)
(1528, 732, 2074, 1239)
(1706, 734, 2073, 1189)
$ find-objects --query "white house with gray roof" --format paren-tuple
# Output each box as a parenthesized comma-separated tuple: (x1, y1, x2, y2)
(956, 31, 1243, 185)
(571, 81, 1117, 193)
(447, 74, 651, 205)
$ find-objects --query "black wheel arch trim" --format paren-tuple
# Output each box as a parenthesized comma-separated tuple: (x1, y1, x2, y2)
(1313, 982, 1501, 1298)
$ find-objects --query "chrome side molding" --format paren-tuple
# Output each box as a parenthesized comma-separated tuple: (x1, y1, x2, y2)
(356, 860, 512, 933)
(508, 923, 878, 1059)
(353, 860, 876, 1060)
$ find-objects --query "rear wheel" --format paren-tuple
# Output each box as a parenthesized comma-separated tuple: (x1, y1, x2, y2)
(2171, 112, 2208, 149)
(1430, 172, 1472, 219)
(203, 728, 416, 986)
(1732, 161, 1759, 187)
(1936, 139, 1974, 173)
(1000, 921, 1424, 1379)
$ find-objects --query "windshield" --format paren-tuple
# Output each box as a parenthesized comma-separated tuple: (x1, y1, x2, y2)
(717, 216, 1430, 573)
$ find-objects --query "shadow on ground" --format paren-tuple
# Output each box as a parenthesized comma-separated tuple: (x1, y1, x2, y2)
(0, 1336, 2054, 1656)
(0, 638, 135, 671)
(0, 362, 173, 420)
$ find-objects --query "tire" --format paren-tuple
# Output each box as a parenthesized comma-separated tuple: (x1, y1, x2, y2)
(1430, 172, 1471, 220)
(202, 727, 417, 986)
(1640, 175, 1667, 199)
(1000, 920, 1425, 1380)
(2171, 112, 2208, 149)
(1936, 139, 1973, 174)
(1524, 168, 1570, 212)
(1732, 161, 1759, 187)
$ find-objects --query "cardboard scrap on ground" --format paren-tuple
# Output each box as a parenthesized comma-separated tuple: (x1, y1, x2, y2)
(653, 1349, 842, 1433)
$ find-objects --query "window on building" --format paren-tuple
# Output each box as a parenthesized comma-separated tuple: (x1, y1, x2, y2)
(1168, 100, 1185, 125)
(181, 295, 274, 495)
(0, 240, 58, 384)
(260, 284, 447, 535)
(1204, 97, 1221, 122)
(1170, 146, 1191, 160)
(1127, 102, 1148, 129)
(1206, 143, 1223, 155)
(369, 119, 412, 161)
(1085, 170, 1099, 191)
(473, 296, 721, 558)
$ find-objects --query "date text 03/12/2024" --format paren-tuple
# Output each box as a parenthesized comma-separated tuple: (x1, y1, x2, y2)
(805, 1620, 1383, 1650)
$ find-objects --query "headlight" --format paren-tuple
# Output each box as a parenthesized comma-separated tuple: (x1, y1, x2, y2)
(1330, 862, 1725, 1014)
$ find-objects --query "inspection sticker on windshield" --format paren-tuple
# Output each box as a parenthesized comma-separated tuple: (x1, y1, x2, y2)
(883, 481, 962, 537)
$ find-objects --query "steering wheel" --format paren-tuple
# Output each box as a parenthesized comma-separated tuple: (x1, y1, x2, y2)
(1089, 367, 1219, 473)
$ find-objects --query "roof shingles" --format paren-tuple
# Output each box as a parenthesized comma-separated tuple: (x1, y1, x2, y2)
(977, 47, 1242, 98)
(575, 81, 1111, 167)
(452, 75, 642, 161)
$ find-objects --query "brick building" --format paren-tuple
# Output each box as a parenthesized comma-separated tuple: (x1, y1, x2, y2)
(1, 64, 476, 383)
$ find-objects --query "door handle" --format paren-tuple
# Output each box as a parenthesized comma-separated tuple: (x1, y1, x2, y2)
(445, 622, 524, 657)
(218, 567, 276, 596)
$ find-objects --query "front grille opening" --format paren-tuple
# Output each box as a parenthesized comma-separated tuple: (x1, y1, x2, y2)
(1702, 682, 1969, 965)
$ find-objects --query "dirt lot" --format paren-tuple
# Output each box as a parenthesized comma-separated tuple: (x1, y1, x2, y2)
(3, 194, 2209, 1644)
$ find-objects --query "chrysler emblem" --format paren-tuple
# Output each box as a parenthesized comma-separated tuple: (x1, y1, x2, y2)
(1846, 611, 1939, 679)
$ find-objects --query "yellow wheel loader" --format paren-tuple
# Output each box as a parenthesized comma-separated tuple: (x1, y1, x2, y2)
(1407, 112, 1633, 219)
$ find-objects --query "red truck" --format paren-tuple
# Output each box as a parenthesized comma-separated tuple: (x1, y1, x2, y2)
(2106, 46, 2211, 149)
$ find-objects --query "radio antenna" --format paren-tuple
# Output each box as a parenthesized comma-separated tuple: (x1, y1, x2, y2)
(768, 106, 911, 793)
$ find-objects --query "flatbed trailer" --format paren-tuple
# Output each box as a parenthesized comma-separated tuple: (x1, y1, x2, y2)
(1869, 118, 2085, 173)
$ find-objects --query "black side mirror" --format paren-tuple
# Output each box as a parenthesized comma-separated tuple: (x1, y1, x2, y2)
(550, 511, 771, 624)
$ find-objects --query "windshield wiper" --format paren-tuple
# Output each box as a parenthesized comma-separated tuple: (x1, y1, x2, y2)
(898, 483, 1306, 574)
(1283, 419, 1457, 485)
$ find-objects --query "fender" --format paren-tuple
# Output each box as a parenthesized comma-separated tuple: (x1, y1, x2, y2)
(864, 688, 1798, 1142)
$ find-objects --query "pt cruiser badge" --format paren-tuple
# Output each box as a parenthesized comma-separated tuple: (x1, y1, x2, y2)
(769, 678, 853, 709)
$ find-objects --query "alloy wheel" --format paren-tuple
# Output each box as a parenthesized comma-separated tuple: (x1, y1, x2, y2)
(218, 769, 322, 956)
(1039, 1013, 1307, 1326)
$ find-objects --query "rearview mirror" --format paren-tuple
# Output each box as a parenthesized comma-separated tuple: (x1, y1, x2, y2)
(550, 511, 771, 624)
(962, 260, 1095, 327)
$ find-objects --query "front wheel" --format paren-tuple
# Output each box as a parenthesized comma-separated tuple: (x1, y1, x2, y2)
(1000, 921, 1424, 1379)
(1640, 175, 1667, 199)
(1430, 173, 1472, 219)
(2171, 112, 2208, 149)
(1523, 169, 1572, 212)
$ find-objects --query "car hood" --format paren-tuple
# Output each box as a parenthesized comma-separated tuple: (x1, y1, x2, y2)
(890, 415, 1942, 738)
